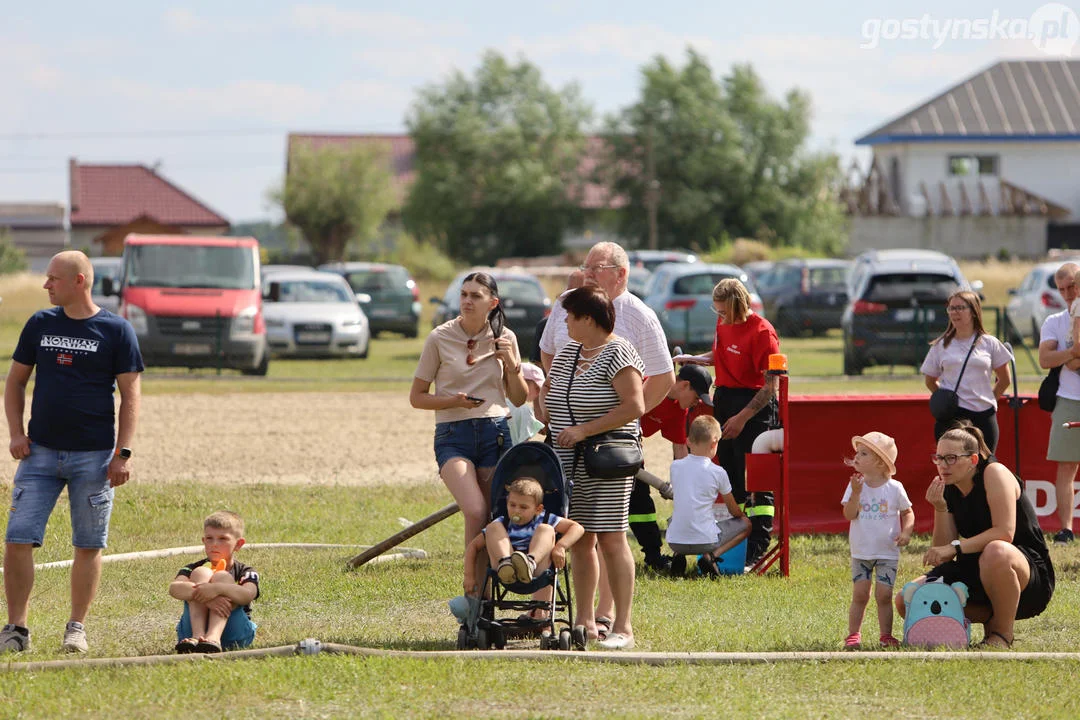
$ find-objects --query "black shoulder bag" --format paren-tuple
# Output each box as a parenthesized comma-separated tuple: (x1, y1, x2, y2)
(1038, 365, 1062, 412)
(929, 335, 978, 422)
(566, 344, 644, 479)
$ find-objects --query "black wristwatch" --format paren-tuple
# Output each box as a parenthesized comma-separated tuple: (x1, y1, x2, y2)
(951, 539, 962, 558)
(115, 447, 133, 460)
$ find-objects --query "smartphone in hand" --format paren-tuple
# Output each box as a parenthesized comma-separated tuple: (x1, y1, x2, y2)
(466, 396, 485, 403)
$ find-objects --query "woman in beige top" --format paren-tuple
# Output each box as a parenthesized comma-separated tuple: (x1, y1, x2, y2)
(411, 272, 528, 550)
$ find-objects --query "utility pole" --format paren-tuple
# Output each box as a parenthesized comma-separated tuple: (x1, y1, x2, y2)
(645, 126, 659, 250)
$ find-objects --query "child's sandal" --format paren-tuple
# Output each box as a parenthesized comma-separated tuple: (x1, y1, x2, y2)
(496, 557, 516, 585)
(194, 638, 223, 653)
(843, 632, 861, 650)
(175, 637, 199, 654)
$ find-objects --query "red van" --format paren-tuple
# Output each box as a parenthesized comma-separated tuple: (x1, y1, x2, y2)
(110, 234, 269, 375)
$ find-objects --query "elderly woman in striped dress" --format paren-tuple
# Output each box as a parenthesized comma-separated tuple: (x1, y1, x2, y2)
(541, 285, 645, 650)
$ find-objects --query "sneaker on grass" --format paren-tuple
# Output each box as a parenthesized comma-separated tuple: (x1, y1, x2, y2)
(62, 621, 88, 653)
(1053, 529, 1074, 545)
(0, 624, 30, 653)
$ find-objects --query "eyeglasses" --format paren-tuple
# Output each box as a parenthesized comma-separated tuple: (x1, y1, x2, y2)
(930, 453, 973, 466)
(946, 305, 971, 313)
(710, 303, 727, 316)
(579, 264, 618, 273)
(466, 337, 495, 366)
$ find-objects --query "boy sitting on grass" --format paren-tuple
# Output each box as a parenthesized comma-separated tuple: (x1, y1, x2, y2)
(666, 415, 751, 577)
(169, 510, 259, 653)
(463, 477, 583, 595)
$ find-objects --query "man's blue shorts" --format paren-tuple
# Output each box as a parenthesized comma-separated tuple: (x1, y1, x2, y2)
(433, 417, 511, 469)
(5, 444, 114, 549)
(177, 603, 257, 650)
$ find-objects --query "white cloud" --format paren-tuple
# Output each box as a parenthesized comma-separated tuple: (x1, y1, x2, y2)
(287, 4, 467, 39)
(352, 46, 467, 80)
(505, 24, 717, 63)
(163, 7, 205, 33)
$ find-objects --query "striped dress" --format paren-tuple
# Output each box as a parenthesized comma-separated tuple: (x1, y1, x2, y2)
(547, 336, 644, 532)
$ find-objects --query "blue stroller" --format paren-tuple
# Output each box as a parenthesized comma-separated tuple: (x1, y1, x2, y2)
(455, 441, 583, 651)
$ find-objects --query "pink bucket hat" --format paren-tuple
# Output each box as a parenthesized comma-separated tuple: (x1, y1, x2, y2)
(520, 362, 545, 386)
(851, 431, 898, 477)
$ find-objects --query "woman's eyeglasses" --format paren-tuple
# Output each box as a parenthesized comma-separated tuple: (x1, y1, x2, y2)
(946, 304, 971, 313)
(930, 453, 972, 466)
(466, 338, 495, 366)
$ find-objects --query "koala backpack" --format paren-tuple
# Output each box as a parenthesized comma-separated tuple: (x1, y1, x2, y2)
(902, 578, 971, 648)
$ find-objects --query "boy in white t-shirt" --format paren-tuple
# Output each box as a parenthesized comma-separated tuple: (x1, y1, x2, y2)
(841, 432, 914, 650)
(666, 415, 751, 577)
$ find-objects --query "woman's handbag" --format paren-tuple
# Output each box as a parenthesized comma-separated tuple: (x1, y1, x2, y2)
(581, 430, 644, 479)
(929, 336, 978, 422)
(565, 344, 644, 479)
(1038, 365, 1062, 412)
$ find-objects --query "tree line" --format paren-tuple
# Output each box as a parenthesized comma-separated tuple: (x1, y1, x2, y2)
(275, 49, 848, 266)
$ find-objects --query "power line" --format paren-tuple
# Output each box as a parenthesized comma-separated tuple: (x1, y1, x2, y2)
(0, 125, 406, 141)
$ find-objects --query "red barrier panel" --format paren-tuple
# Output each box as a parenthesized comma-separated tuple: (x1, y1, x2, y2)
(787, 394, 1064, 534)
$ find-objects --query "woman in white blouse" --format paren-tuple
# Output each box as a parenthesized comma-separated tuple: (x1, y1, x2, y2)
(921, 290, 1012, 452)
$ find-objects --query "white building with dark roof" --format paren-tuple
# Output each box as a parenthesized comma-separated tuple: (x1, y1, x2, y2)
(846, 59, 1080, 258)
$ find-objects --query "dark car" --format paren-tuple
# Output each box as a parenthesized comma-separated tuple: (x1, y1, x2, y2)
(756, 259, 851, 336)
(841, 249, 977, 375)
(431, 269, 552, 359)
(317, 262, 421, 337)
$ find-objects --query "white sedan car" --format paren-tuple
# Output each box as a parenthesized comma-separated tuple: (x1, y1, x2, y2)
(262, 270, 370, 358)
(1005, 260, 1078, 341)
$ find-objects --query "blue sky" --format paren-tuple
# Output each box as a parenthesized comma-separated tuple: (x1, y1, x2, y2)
(2, 0, 1076, 221)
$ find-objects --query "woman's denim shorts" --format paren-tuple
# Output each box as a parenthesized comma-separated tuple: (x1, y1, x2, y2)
(434, 417, 511, 469)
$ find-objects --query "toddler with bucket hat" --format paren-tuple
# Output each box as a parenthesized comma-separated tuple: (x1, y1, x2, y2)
(840, 431, 915, 650)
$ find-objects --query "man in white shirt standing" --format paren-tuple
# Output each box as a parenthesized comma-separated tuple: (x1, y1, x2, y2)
(1039, 261, 1080, 544)
(540, 241, 675, 630)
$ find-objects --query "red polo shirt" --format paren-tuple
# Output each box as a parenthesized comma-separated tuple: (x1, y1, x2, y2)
(712, 313, 779, 389)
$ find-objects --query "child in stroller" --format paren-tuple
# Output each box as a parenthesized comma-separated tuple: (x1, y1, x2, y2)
(463, 477, 583, 596)
(455, 442, 585, 650)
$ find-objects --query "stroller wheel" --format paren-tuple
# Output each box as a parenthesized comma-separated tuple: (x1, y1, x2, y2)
(456, 626, 469, 650)
(572, 625, 588, 651)
(492, 626, 506, 650)
(558, 629, 572, 651)
(477, 628, 490, 650)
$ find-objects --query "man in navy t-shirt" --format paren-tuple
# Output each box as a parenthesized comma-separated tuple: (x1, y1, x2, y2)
(2, 251, 143, 654)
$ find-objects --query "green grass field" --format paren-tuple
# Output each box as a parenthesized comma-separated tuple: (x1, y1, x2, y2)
(2, 482, 1079, 718)
(0, 263, 1075, 719)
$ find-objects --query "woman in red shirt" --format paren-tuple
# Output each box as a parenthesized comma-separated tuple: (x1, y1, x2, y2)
(679, 278, 779, 563)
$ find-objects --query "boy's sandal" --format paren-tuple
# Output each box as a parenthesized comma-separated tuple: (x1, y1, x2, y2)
(496, 557, 517, 585)
(595, 616, 613, 641)
(194, 639, 223, 653)
(976, 631, 1013, 649)
(175, 638, 199, 654)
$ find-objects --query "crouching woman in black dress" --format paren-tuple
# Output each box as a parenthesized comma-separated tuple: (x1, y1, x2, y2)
(894, 421, 1054, 648)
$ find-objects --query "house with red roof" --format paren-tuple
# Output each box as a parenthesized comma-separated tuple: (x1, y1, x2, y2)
(69, 158, 229, 257)
(285, 133, 627, 251)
